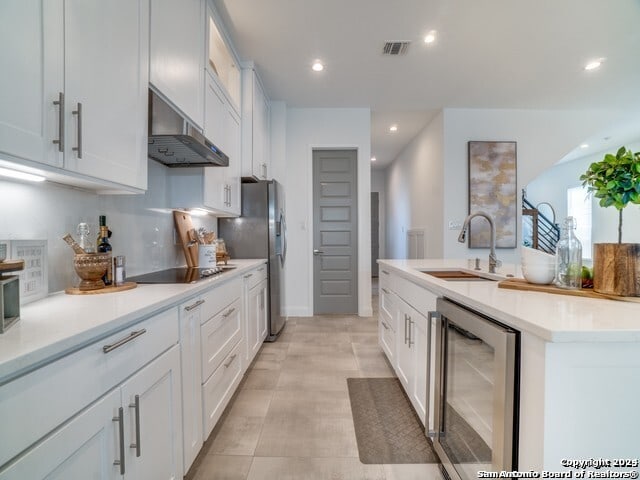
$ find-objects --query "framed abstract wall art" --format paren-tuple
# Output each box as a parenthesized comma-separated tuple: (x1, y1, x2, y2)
(467, 141, 517, 248)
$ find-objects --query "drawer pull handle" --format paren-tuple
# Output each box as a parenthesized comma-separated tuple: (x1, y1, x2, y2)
(222, 307, 236, 318)
(223, 354, 237, 368)
(381, 287, 390, 294)
(244, 273, 254, 279)
(185, 299, 205, 311)
(382, 270, 389, 275)
(112, 407, 125, 474)
(129, 395, 141, 457)
(258, 267, 265, 272)
(103, 329, 147, 354)
(381, 321, 389, 330)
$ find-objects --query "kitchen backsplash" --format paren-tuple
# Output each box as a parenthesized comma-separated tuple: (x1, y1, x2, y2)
(0, 160, 217, 294)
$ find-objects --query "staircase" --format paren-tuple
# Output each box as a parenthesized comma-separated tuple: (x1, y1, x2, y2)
(522, 193, 560, 254)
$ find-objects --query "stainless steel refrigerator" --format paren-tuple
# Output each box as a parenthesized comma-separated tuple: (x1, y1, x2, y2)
(218, 180, 286, 341)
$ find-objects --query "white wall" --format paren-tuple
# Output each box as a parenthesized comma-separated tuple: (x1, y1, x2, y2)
(0, 159, 216, 293)
(283, 107, 371, 317)
(386, 112, 445, 259)
(441, 108, 626, 264)
(527, 140, 640, 246)
(371, 169, 386, 260)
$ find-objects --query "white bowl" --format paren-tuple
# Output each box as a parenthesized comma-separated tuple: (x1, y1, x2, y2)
(521, 246, 555, 264)
(521, 263, 555, 284)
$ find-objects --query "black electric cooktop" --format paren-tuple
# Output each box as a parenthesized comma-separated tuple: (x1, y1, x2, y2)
(128, 266, 236, 284)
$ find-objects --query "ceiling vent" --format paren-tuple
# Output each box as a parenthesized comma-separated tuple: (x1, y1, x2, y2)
(382, 41, 410, 55)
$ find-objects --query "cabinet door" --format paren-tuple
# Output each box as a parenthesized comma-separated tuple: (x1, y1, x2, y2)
(203, 74, 229, 212)
(395, 306, 412, 392)
(121, 345, 183, 480)
(0, 0, 63, 168)
(179, 298, 203, 473)
(64, 0, 148, 190)
(257, 279, 269, 342)
(0, 389, 120, 480)
(409, 309, 428, 426)
(246, 282, 261, 362)
(150, 0, 204, 128)
(225, 107, 242, 215)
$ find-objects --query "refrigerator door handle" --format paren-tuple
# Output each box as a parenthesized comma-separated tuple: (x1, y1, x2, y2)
(279, 211, 287, 266)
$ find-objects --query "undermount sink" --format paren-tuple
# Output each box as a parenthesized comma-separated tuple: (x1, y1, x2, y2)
(420, 270, 498, 282)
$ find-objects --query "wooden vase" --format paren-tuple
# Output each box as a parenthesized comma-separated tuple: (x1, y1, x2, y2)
(593, 243, 640, 296)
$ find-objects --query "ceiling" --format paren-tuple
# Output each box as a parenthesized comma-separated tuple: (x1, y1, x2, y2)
(213, 0, 640, 169)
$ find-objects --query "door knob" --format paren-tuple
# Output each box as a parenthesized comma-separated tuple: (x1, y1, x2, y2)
(313, 249, 324, 256)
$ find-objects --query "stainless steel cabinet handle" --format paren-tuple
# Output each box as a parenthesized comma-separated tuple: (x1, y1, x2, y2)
(52, 92, 64, 152)
(223, 353, 237, 368)
(72, 102, 82, 158)
(408, 317, 414, 347)
(258, 267, 265, 272)
(262, 163, 267, 178)
(381, 321, 389, 330)
(381, 287, 390, 294)
(244, 273, 253, 279)
(382, 270, 389, 275)
(103, 329, 147, 353)
(113, 407, 125, 475)
(129, 395, 141, 457)
(313, 249, 324, 256)
(222, 307, 236, 318)
(185, 299, 205, 311)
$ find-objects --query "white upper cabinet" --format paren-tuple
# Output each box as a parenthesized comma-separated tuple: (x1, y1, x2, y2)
(0, 0, 149, 192)
(63, 0, 149, 190)
(150, 0, 205, 129)
(241, 67, 270, 180)
(207, 4, 240, 112)
(0, 1, 63, 169)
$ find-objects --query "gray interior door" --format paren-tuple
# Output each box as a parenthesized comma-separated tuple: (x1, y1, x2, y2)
(313, 149, 358, 314)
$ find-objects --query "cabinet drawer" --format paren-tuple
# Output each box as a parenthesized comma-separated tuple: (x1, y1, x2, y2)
(202, 340, 243, 437)
(379, 268, 395, 292)
(200, 277, 242, 323)
(0, 307, 179, 467)
(379, 287, 396, 332)
(201, 298, 242, 382)
(395, 274, 437, 314)
(243, 264, 267, 290)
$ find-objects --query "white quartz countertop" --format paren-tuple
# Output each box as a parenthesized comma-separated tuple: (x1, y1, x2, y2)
(378, 259, 640, 343)
(0, 259, 266, 383)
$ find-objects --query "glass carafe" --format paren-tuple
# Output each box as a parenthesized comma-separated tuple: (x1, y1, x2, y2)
(555, 216, 582, 289)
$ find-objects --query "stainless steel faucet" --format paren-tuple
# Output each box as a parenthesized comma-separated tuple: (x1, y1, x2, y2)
(458, 211, 500, 273)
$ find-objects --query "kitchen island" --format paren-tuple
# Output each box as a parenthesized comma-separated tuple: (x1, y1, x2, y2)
(378, 259, 640, 471)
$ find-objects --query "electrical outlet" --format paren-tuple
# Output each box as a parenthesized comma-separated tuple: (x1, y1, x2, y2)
(448, 220, 462, 230)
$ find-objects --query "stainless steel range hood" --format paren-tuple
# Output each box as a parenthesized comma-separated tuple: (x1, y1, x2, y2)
(148, 91, 229, 167)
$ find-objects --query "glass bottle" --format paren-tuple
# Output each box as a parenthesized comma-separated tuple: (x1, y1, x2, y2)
(76, 223, 94, 253)
(554, 216, 582, 289)
(97, 215, 113, 285)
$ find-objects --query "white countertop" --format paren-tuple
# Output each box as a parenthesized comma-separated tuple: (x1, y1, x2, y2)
(0, 259, 266, 383)
(378, 259, 640, 343)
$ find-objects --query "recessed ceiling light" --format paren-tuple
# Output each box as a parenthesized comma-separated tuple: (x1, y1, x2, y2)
(371, 157, 377, 162)
(424, 31, 437, 44)
(584, 59, 603, 71)
(389, 125, 398, 132)
(312, 61, 324, 72)
(580, 144, 589, 149)
(0, 166, 45, 182)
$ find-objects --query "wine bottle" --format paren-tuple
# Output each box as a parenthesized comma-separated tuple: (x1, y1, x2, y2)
(97, 215, 113, 285)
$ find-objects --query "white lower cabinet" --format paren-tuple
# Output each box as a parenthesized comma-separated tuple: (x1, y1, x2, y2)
(0, 389, 120, 480)
(0, 344, 183, 480)
(243, 266, 268, 365)
(379, 270, 437, 428)
(179, 296, 204, 473)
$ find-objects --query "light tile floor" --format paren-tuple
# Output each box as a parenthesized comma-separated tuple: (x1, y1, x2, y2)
(186, 289, 443, 480)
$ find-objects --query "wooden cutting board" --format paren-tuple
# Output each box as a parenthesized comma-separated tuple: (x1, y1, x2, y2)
(498, 278, 640, 303)
(173, 211, 198, 267)
(0, 259, 24, 273)
(65, 282, 137, 295)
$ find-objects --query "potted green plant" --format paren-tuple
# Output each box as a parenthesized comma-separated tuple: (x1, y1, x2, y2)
(580, 146, 640, 296)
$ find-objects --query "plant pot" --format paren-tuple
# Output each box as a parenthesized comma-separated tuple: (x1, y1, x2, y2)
(592, 243, 640, 296)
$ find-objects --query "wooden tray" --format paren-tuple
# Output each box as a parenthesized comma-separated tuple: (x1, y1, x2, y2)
(0, 259, 25, 273)
(498, 278, 640, 303)
(65, 282, 137, 295)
